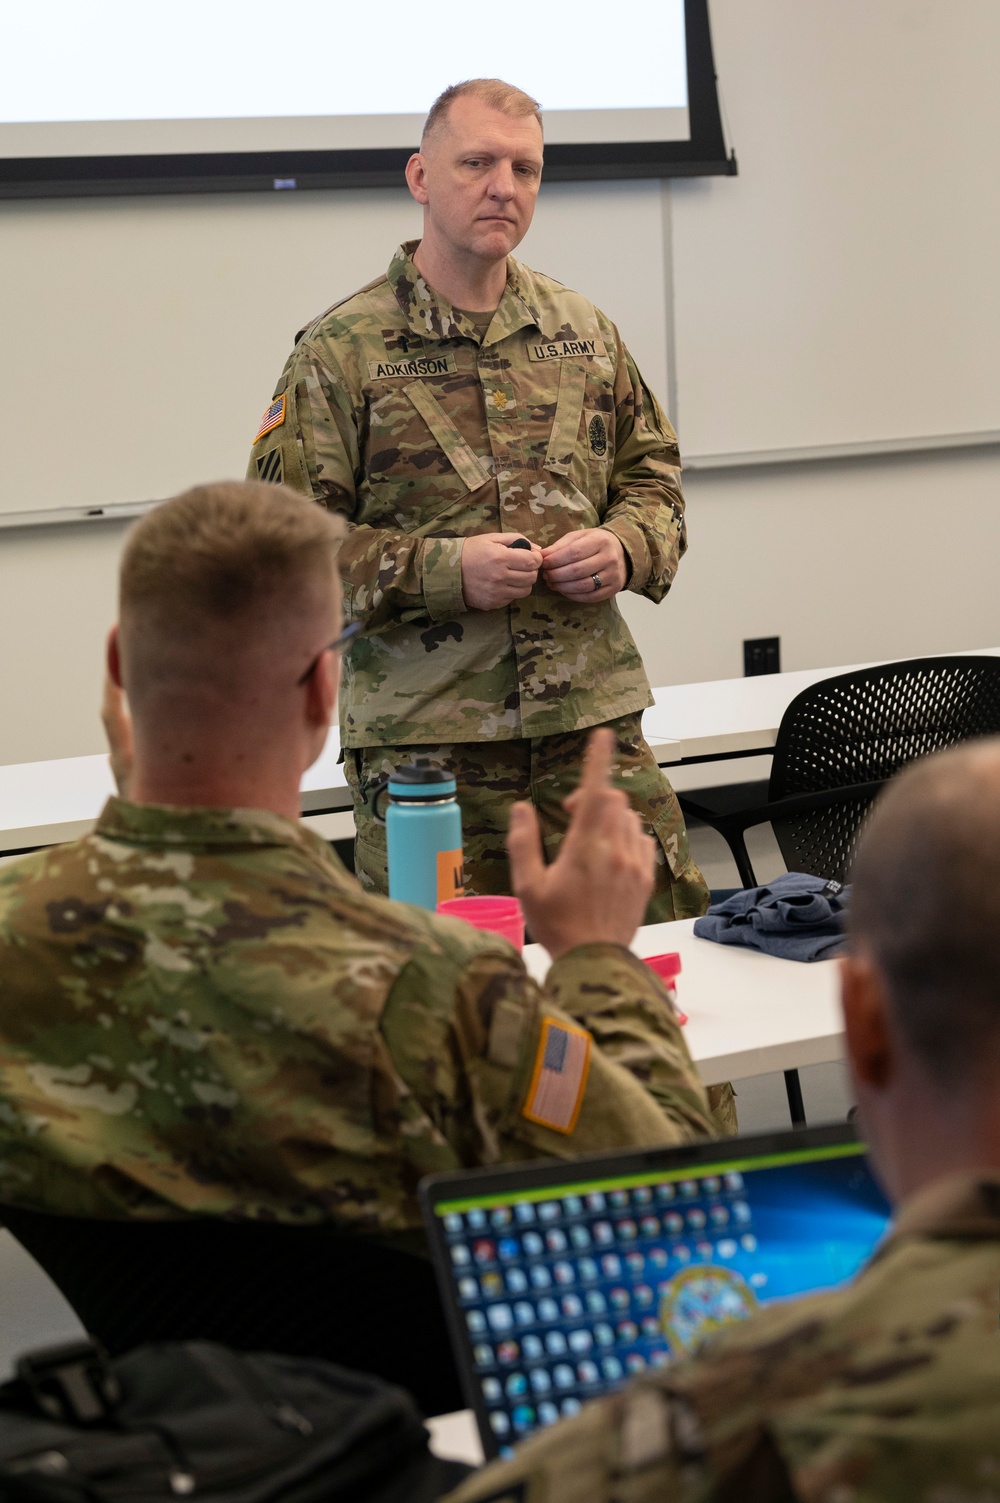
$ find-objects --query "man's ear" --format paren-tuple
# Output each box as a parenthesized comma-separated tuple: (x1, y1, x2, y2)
(840, 952, 894, 1091)
(303, 649, 337, 732)
(405, 152, 430, 205)
(107, 625, 123, 688)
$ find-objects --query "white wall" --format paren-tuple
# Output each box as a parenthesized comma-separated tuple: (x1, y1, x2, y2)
(672, 0, 1000, 456)
(621, 445, 1000, 689)
(1, 0, 998, 766)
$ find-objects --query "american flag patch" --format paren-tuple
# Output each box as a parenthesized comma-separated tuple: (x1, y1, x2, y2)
(522, 1017, 592, 1134)
(254, 394, 286, 442)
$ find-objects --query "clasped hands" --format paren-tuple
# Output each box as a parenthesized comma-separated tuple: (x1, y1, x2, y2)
(460, 529, 627, 612)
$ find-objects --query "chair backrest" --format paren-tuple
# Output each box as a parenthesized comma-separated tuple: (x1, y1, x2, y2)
(0, 1205, 463, 1419)
(767, 656, 1000, 882)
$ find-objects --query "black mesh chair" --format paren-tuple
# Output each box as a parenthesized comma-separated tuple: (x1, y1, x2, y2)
(680, 655, 1000, 1123)
(0, 1206, 463, 1419)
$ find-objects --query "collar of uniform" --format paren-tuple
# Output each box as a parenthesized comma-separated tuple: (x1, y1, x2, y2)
(876, 1171, 1000, 1255)
(388, 241, 546, 346)
(94, 795, 337, 864)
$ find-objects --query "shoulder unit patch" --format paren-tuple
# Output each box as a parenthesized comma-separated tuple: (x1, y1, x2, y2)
(522, 1016, 592, 1134)
(256, 447, 283, 485)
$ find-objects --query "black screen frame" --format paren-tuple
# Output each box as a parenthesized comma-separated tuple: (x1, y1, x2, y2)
(419, 1122, 876, 1461)
(0, 0, 735, 201)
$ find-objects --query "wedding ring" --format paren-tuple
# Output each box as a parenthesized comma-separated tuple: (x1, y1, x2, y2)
(591, 573, 602, 591)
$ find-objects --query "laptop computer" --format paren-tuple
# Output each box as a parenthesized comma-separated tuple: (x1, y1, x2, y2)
(419, 1122, 890, 1459)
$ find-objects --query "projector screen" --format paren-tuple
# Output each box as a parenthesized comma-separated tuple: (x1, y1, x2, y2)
(0, 0, 733, 197)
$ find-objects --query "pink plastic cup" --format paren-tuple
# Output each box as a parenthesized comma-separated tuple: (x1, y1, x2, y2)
(437, 895, 525, 952)
(643, 951, 688, 1024)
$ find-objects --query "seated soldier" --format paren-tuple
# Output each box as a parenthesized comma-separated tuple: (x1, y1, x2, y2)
(0, 480, 721, 1239)
(444, 738, 1000, 1503)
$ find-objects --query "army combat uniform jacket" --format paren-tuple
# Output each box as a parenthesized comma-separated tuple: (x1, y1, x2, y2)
(0, 800, 715, 1232)
(444, 1173, 1000, 1503)
(247, 243, 688, 748)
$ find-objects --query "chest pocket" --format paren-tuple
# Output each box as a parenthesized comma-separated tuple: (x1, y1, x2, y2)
(543, 359, 589, 477)
(404, 380, 492, 493)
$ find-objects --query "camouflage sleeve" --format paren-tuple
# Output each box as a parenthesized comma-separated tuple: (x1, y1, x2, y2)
(440, 1383, 690, 1503)
(442, 1288, 829, 1503)
(600, 333, 688, 605)
(381, 939, 715, 1176)
(246, 344, 465, 630)
(440, 1368, 799, 1503)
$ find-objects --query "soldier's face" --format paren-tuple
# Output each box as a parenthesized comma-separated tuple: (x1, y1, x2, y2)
(409, 98, 543, 266)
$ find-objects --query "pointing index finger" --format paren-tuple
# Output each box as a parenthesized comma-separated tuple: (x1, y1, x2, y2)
(579, 726, 616, 799)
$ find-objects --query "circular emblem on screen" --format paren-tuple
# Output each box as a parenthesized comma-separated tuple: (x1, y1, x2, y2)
(659, 1265, 757, 1354)
(588, 414, 608, 456)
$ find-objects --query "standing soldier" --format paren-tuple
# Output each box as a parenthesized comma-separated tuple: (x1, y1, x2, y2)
(249, 78, 708, 928)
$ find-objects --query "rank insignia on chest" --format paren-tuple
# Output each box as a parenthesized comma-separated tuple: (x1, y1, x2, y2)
(254, 394, 286, 442)
(486, 382, 516, 416)
(589, 414, 608, 456)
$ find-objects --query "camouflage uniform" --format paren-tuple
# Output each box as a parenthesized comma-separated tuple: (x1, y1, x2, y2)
(344, 713, 706, 923)
(247, 242, 708, 920)
(444, 1173, 1000, 1503)
(0, 799, 721, 1232)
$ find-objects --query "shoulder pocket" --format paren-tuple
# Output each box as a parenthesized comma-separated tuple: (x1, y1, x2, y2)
(544, 360, 588, 477)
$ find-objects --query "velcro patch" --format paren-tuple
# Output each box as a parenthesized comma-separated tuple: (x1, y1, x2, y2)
(367, 354, 457, 381)
(522, 1016, 592, 1134)
(254, 394, 286, 442)
(256, 447, 283, 485)
(527, 337, 607, 361)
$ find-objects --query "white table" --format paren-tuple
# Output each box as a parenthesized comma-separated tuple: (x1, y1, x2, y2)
(0, 728, 678, 856)
(3, 646, 996, 855)
(426, 1408, 485, 1468)
(0, 734, 352, 855)
(524, 918, 841, 1086)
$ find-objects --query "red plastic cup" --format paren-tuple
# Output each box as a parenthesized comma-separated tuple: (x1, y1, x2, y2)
(643, 951, 687, 1024)
(437, 896, 525, 952)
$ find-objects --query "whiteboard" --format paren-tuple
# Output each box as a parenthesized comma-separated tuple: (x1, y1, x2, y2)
(670, 0, 1000, 460)
(0, 180, 669, 522)
(5, 0, 1000, 522)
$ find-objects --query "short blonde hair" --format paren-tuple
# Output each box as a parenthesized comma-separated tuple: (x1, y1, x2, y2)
(422, 79, 542, 147)
(121, 480, 341, 631)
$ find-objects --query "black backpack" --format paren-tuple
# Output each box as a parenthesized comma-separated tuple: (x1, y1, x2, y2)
(0, 1339, 472, 1503)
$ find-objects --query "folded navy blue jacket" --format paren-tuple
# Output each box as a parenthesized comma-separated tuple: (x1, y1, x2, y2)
(693, 872, 849, 961)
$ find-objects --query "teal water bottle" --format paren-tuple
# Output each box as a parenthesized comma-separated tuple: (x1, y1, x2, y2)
(385, 766, 465, 910)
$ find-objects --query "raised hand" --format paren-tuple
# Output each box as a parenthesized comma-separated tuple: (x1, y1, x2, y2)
(506, 727, 655, 959)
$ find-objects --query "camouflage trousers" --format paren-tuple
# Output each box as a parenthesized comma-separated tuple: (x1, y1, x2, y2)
(343, 714, 736, 1133)
(343, 712, 710, 923)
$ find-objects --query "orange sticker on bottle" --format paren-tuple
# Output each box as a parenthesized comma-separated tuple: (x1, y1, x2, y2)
(437, 849, 465, 904)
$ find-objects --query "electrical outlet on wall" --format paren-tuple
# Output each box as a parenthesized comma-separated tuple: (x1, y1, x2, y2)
(744, 637, 781, 676)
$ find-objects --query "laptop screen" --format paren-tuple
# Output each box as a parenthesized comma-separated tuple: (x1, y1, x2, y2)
(420, 1125, 890, 1459)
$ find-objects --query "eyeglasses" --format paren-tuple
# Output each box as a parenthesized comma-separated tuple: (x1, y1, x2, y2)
(296, 621, 362, 685)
